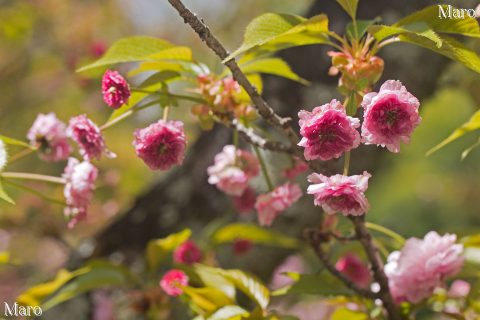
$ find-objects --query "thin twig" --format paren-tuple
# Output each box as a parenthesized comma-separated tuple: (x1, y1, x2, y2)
(304, 228, 377, 299)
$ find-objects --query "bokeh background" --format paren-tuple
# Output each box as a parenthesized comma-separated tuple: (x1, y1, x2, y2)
(0, 0, 479, 319)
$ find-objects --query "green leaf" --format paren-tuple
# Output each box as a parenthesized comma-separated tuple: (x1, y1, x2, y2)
(146, 229, 191, 270)
(240, 58, 309, 85)
(195, 265, 236, 300)
(194, 265, 270, 311)
(272, 272, 349, 296)
(138, 71, 181, 88)
(399, 34, 480, 74)
(77, 36, 177, 71)
(0, 135, 32, 148)
(41, 261, 132, 310)
(331, 308, 368, 320)
(235, 74, 263, 103)
(17, 268, 89, 307)
(427, 109, 480, 155)
(336, 0, 358, 19)
(346, 19, 378, 40)
(369, 23, 442, 48)
(211, 223, 299, 249)
(147, 46, 192, 61)
(0, 178, 15, 204)
(225, 13, 329, 61)
(461, 234, 480, 248)
(395, 5, 480, 38)
(0, 251, 10, 265)
(208, 305, 249, 320)
(183, 287, 235, 315)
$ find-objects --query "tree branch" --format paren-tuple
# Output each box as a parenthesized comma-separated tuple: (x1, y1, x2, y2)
(350, 216, 402, 320)
(304, 228, 378, 299)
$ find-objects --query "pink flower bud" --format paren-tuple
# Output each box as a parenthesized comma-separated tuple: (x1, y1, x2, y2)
(307, 172, 371, 216)
(255, 183, 302, 226)
(233, 238, 253, 256)
(335, 253, 371, 288)
(27, 113, 71, 162)
(282, 158, 309, 180)
(298, 100, 360, 161)
(448, 280, 470, 298)
(160, 269, 189, 297)
(232, 187, 256, 214)
(102, 70, 131, 109)
(133, 120, 186, 171)
(361, 80, 421, 153)
(173, 240, 202, 265)
(385, 232, 464, 303)
(68, 115, 115, 161)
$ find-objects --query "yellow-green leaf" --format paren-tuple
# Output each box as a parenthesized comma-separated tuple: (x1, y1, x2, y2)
(331, 308, 368, 320)
(183, 287, 234, 315)
(211, 223, 299, 249)
(77, 36, 175, 72)
(427, 109, 480, 155)
(395, 5, 480, 38)
(235, 74, 263, 103)
(0, 135, 32, 148)
(146, 229, 191, 270)
(369, 22, 442, 47)
(240, 58, 309, 85)
(0, 251, 10, 265)
(208, 305, 249, 320)
(225, 13, 329, 61)
(336, 0, 358, 19)
(0, 178, 15, 204)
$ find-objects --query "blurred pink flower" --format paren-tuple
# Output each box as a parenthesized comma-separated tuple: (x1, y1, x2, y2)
(173, 240, 202, 265)
(448, 280, 470, 298)
(92, 291, 115, 320)
(232, 187, 256, 214)
(255, 183, 302, 226)
(102, 70, 131, 109)
(307, 171, 371, 216)
(160, 269, 189, 297)
(90, 41, 107, 58)
(282, 158, 309, 180)
(133, 120, 186, 170)
(270, 255, 306, 290)
(63, 157, 98, 228)
(361, 80, 421, 152)
(68, 115, 115, 161)
(208, 145, 259, 196)
(27, 113, 71, 162)
(335, 253, 371, 288)
(298, 100, 360, 161)
(385, 231, 464, 304)
(233, 238, 253, 256)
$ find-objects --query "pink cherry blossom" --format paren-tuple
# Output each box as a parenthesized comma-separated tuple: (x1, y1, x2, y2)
(384, 231, 464, 304)
(232, 187, 256, 214)
(361, 80, 421, 152)
(63, 157, 98, 228)
(335, 253, 371, 288)
(298, 100, 360, 161)
(233, 238, 253, 256)
(27, 113, 71, 162)
(160, 269, 189, 297)
(207, 145, 259, 196)
(68, 115, 115, 161)
(173, 240, 202, 265)
(307, 171, 371, 216)
(282, 158, 309, 180)
(102, 70, 131, 109)
(255, 183, 302, 226)
(133, 120, 186, 170)
(448, 280, 470, 298)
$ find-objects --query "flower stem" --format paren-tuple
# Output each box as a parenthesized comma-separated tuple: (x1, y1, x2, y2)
(343, 151, 351, 175)
(253, 145, 273, 191)
(8, 147, 37, 164)
(2, 179, 66, 206)
(100, 99, 165, 131)
(365, 222, 406, 246)
(1, 172, 66, 184)
(163, 106, 169, 121)
(131, 88, 206, 104)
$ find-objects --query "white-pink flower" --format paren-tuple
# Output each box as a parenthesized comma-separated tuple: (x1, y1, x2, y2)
(68, 115, 115, 161)
(361, 80, 421, 153)
(27, 113, 71, 162)
(307, 171, 371, 216)
(207, 145, 259, 196)
(255, 183, 302, 226)
(63, 157, 98, 228)
(385, 231, 464, 304)
(298, 100, 360, 161)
